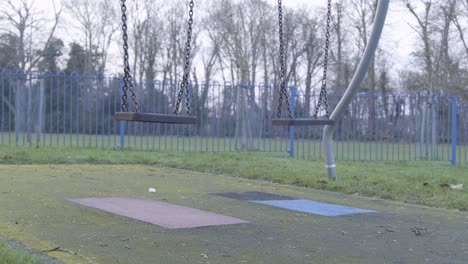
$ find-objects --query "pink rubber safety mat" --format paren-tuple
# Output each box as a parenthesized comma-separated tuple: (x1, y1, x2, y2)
(69, 197, 249, 229)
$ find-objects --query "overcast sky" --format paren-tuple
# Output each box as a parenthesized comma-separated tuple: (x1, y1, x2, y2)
(31, 0, 415, 74)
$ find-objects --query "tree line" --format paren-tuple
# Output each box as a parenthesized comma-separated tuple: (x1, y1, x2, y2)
(0, 0, 467, 97)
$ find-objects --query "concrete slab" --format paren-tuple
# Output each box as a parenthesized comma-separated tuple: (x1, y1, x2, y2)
(252, 199, 376, 216)
(69, 197, 249, 229)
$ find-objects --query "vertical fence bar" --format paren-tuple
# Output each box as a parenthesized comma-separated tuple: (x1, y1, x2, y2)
(20, 73, 25, 146)
(145, 81, 149, 151)
(95, 77, 99, 148)
(87, 76, 92, 146)
(289, 86, 295, 158)
(151, 81, 156, 150)
(101, 76, 105, 149)
(107, 77, 111, 148)
(48, 74, 53, 147)
(1, 71, 4, 144)
(461, 103, 468, 165)
(8, 72, 12, 145)
(119, 80, 125, 149)
(402, 95, 406, 161)
(61, 73, 66, 146)
(113, 77, 117, 148)
(81, 76, 85, 147)
(211, 83, 215, 152)
(452, 96, 457, 166)
(74, 74, 79, 146)
(267, 84, 272, 153)
(55, 73, 59, 146)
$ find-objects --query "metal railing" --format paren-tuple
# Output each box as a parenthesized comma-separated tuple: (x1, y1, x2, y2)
(1, 70, 466, 165)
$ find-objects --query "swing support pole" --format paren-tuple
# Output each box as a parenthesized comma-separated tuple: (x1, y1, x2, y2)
(323, 0, 390, 180)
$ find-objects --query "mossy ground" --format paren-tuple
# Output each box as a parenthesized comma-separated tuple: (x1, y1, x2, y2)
(1, 146, 467, 210)
(0, 164, 467, 264)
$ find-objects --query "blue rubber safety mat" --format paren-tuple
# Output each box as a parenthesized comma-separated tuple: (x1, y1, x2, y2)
(251, 199, 376, 216)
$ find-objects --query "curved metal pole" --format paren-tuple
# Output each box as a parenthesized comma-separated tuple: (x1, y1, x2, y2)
(323, 0, 390, 180)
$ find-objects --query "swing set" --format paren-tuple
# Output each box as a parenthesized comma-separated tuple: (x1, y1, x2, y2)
(114, 0, 391, 180)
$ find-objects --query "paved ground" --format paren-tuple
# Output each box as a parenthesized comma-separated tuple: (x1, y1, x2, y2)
(0, 165, 467, 264)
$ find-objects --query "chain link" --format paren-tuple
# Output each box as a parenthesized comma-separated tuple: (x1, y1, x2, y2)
(120, 0, 141, 112)
(276, 0, 293, 119)
(313, 0, 332, 119)
(173, 0, 194, 115)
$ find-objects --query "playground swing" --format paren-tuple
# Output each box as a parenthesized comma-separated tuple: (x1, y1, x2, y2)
(111, 0, 389, 180)
(114, 0, 196, 124)
(272, 0, 335, 127)
(272, 0, 389, 180)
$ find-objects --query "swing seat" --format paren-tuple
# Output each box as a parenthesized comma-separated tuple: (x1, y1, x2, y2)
(114, 112, 197, 124)
(272, 118, 335, 126)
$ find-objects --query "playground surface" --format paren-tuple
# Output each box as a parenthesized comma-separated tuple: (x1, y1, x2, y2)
(0, 164, 467, 264)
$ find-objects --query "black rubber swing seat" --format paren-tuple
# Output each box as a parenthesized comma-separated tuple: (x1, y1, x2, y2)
(272, 118, 335, 126)
(114, 112, 197, 124)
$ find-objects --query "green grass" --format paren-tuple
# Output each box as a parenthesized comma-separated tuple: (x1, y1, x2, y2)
(0, 241, 42, 264)
(1, 145, 467, 211)
(4, 132, 466, 163)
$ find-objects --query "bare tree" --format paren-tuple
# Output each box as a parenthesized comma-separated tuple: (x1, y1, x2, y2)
(64, 0, 117, 73)
(447, 0, 468, 99)
(349, 0, 379, 92)
(199, 1, 227, 124)
(0, 0, 62, 144)
(125, 0, 163, 85)
(282, 9, 306, 88)
(0, 0, 62, 72)
(403, 0, 441, 157)
(159, 0, 200, 109)
(298, 9, 323, 116)
(434, 0, 456, 92)
(330, 0, 350, 91)
(347, 0, 380, 140)
(205, 0, 263, 149)
(404, 0, 435, 92)
(453, 0, 468, 59)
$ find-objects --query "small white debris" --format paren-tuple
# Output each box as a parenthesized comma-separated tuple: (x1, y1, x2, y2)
(449, 184, 463, 190)
(148, 188, 157, 193)
(201, 253, 208, 258)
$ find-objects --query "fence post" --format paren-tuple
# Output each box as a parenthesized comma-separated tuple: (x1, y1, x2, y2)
(119, 80, 125, 149)
(452, 96, 457, 166)
(289, 86, 295, 158)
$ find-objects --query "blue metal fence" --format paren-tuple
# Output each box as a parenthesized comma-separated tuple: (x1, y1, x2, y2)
(1, 70, 467, 165)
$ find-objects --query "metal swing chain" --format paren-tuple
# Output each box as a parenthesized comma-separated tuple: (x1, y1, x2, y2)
(120, 0, 141, 112)
(313, 0, 332, 119)
(173, 0, 194, 115)
(276, 0, 293, 119)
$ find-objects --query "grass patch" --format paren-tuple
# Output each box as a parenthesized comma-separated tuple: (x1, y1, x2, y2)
(0, 241, 42, 264)
(4, 133, 466, 163)
(1, 145, 467, 211)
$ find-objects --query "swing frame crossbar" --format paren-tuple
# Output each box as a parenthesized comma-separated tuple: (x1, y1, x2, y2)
(271, 118, 335, 126)
(114, 112, 196, 124)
